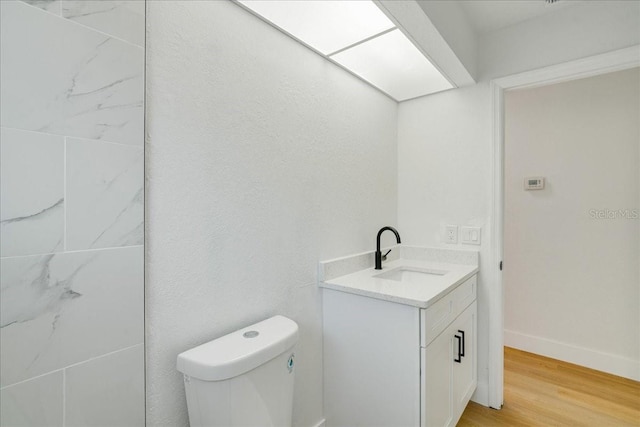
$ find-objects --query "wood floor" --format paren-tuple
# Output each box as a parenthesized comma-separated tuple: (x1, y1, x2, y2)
(458, 347, 640, 426)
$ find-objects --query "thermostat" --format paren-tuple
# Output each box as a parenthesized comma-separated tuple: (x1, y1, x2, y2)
(524, 177, 545, 190)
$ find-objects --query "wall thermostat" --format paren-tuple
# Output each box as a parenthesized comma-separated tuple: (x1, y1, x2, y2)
(524, 177, 545, 190)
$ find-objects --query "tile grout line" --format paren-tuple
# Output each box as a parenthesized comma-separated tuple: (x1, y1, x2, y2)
(65, 135, 144, 150)
(0, 126, 144, 149)
(62, 368, 66, 427)
(0, 343, 143, 391)
(62, 343, 144, 373)
(63, 136, 67, 252)
(60, 14, 145, 50)
(0, 368, 64, 391)
(0, 245, 144, 261)
(143, 1, 148, 424)
(14, 0, 144, 50)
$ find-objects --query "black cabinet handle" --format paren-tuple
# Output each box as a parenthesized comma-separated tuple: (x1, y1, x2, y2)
(454, 334, 462, 363)
(458, 330, 465, 357)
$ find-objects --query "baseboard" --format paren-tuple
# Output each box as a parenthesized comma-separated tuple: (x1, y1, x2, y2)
(504, 329, 640, 381)
(310, 418, 326, 427)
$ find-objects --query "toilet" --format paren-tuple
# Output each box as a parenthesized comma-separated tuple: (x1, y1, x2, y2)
(177, 315, 299, 427)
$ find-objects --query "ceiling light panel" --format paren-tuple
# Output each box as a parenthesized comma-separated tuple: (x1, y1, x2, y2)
(330, 29, 453, 101)
(237, 0, 395, 55)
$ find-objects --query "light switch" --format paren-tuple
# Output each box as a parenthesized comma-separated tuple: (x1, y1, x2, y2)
(461, 226, 481, 245)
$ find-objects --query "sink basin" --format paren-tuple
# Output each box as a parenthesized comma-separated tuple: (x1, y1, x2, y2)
(373, 266, 447, 282)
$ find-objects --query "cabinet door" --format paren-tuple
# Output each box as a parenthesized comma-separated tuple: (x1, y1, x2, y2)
(452, 301, 477, 423)
(421, 332, 453, 427)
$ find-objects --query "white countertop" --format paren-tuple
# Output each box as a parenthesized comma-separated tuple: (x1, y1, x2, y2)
(319, 258, 478, 309)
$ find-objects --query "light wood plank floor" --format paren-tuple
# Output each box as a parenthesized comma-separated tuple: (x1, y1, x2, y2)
(458, 347, 640, 426)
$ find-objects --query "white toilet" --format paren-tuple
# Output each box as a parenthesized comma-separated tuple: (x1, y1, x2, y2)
(177, 315, 299, 427)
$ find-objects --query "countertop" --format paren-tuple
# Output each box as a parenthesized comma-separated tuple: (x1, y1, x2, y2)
(319, 257, 478, 309)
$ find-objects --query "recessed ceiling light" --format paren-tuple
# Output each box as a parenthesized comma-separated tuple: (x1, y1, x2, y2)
(237, 0, 394, 55)
(236, 0, 454, 101)
(330, 29, 453, 101)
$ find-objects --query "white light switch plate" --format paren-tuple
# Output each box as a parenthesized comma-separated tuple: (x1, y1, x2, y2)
(461, 226, 481, 245)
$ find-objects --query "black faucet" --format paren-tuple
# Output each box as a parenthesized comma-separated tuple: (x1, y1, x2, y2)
(375, 226, 401, 270)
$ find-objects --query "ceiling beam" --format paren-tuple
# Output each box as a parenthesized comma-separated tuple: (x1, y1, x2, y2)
(374, 0, 477, 88)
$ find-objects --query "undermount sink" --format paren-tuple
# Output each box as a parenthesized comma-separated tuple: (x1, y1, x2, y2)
(373, 266, 447, 282)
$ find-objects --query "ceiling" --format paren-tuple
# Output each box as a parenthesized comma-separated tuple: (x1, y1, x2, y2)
(454, 0, 582, 35)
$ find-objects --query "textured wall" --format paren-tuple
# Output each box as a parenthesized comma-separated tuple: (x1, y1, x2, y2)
(397, 83, 493, 403)
(145, 1, 397, 426)
(0, 1, 145, 425)
(478, 1, 640, 80)
(504, 68, 640, 380)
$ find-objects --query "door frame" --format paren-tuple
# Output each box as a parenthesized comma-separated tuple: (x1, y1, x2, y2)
(487, 45, 640, 409)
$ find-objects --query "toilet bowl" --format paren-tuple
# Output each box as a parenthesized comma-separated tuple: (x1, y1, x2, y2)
(177, 315, 299, 427)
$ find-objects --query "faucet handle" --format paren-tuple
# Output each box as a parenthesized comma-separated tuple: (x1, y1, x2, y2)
(381, 249, 392, 261)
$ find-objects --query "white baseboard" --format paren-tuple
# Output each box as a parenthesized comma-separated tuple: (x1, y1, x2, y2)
(310, 418, 326, 427)
(504, 329, 640, 381)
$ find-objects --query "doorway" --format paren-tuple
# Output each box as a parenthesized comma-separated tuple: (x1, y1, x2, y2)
(504, 67, 639, 375)
(488, 46, 640, 409)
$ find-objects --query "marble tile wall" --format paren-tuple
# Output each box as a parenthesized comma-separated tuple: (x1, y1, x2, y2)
(0, 1, 145, 425)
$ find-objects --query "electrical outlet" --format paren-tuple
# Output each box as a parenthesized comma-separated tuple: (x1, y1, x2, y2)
(445, 225, 458, 244)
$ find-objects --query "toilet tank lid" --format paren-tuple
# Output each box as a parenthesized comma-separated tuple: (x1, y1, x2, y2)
(176, 315, 299, 381)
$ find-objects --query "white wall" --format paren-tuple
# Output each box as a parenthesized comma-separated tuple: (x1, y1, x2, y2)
(145, 1, 397, 426)
(504, 68, 640, 380)
(398, 83, 493, 403)
(479, 1, 640, 80)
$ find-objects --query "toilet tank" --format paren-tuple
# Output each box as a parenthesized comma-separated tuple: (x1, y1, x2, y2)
(177, 315, 299, 427)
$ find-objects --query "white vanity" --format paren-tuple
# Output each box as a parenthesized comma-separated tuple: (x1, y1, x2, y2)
(319, 246, 479, 427)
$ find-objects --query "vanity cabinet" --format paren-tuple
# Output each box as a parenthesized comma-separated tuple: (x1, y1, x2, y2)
(322, 274, 477, 427)
(422, 302, 477, 426)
